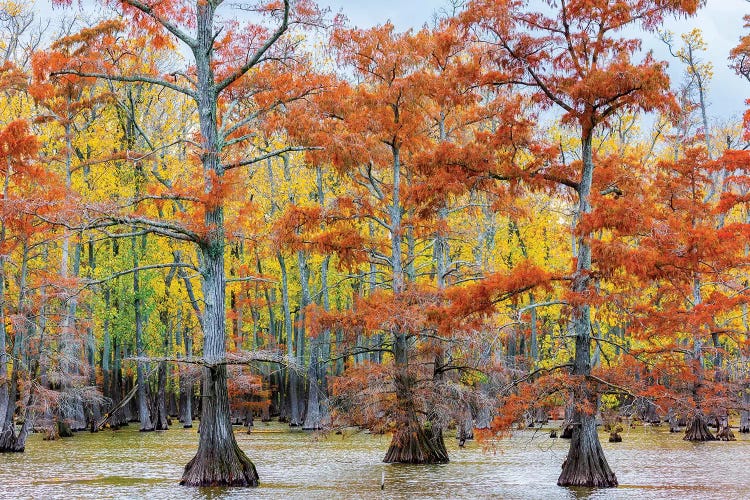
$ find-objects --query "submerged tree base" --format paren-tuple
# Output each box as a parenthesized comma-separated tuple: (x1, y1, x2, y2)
(717, 426, 736, 441)
(684, 416, 716, 442)
(558, 415, 617, 488)
(0, 423, 30, 452)
(180, 440, 259, 487)
(384, 421, 449, 464)
(0, 434, 26, 452)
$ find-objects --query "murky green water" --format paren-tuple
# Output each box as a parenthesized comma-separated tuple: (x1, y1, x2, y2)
(1, 422, 748, 499)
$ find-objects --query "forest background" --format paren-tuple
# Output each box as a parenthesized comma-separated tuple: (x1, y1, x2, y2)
(0, 0, 749, 490)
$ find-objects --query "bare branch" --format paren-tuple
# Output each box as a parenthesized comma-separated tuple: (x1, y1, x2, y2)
(214, 0, 290, 93)
(51, 70, 197, 100)
(223, 146, 322, 171)
(87, 263, 199, 285)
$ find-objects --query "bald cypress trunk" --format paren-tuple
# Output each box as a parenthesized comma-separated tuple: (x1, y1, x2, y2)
(102, 287, 111, 421)
(154, 314, 169, 431)
(381, 145, 448, 464)
(179, 321, 194, 429)
(181, 238, 257, 486)
(740, 386, 750, 433)
(0, 194, 10, 448)
(384, 331, 448, 464)
(684, 413, 716, 441)
(1, 242, 33, 452)
(133, 235, 154, 432)
(558, 133, 616, 488)
(278, 252, 301, 427)
(179, 2, 259, 483)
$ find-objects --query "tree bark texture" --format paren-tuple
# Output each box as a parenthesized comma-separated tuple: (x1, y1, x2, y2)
(558, 134, 616, 488)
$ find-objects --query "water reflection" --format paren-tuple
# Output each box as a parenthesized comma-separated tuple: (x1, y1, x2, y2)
(0, 422, 747, 499)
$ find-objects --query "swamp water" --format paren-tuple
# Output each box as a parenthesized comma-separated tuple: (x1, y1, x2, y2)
(1, 422, 748, 499)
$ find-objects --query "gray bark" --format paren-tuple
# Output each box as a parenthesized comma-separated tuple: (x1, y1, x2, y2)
(278, 252, 301, 426)
(558, 133, 616, 488)
(133, 235, 154, 432)
(179, 318, 194, 428)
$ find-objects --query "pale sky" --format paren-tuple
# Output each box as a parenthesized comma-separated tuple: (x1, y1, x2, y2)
(37, 0, 750, 119)
(323, 0, 750, 121)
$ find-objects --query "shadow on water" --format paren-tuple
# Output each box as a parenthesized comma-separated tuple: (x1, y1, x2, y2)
(1, 421, 749, 499)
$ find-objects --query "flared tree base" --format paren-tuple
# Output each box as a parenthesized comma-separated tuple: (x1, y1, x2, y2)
(0, 434, 26, 452)
(383, 421, 449, 464)
(180, 441, 259, 487)
(684, 416, 716, 441)
(558, 416, 617, 488)
(0, 424, 29, 452)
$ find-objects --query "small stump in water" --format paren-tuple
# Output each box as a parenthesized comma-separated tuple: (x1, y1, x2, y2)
(608, 430, 622, 443)
(57, 420, 74, 438)
(716, 416, 736, 441)
(603, 417, 623, 443)
(716, 425, 736, 441)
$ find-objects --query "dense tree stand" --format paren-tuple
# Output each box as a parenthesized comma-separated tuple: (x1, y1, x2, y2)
(180, 365, 258, 486)
(683, 414, 716, 442)
(557, 412, 617, 488)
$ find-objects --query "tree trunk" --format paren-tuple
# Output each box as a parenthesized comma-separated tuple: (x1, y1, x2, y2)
(458, 403, 474, 446)
(180, 236, 257, 486)
(684, 412, 716, 441)
(153, 309, 170, 431)
(278, 252, 301, 427)
(179, 321, 194, 428)
(109, 336, 127, 428)
(716, 414, 735, 441)
(560, 405, 575, 439)
(558, 133, 616, 488)
(667, 408, 681, 433)
(85, 236, 100, 430)
(102, 288, 111, 418)
(154, 359, 169, 430)
(383, 332, 448, 464)
(302, 339, 322, 430)
(302, 255, 326, 431)
(133, 235, 154, 432)
(557, 411, 617, 487)
(179, 373, 194, 428)
(0, 208, 10, 449)
(0, 258, 33, 452)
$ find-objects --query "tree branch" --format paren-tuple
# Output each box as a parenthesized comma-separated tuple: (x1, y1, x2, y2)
(214, 0, 290, 93)
(121, 0, 198, 49)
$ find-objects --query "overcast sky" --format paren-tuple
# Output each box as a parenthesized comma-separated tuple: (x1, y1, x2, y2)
(38, 0, 750, 119)
(321, 0, 750, 121)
